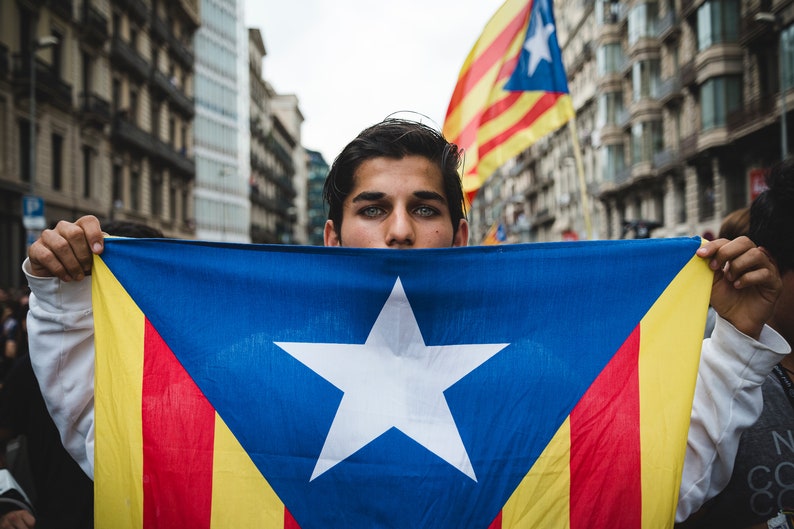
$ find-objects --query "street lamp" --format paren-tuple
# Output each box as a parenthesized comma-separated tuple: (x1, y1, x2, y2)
(29, 35, 59, 195)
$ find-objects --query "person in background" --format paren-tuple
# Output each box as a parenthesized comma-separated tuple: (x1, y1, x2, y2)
(678, 160, 794, 529)
(22, 119, 789, 523)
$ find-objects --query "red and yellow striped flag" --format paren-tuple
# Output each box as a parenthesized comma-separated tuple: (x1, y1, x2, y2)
(443, 0, 575, 204)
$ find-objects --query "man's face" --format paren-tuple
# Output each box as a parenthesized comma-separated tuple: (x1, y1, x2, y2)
(324, 155, 468, 249)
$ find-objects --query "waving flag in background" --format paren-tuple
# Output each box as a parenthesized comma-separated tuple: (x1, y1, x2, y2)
(93, 237, 712, 529)
(443, 0, 575, 204)
(483, 222, 508, 245)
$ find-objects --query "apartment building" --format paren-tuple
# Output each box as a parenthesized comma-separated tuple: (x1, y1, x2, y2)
(471, 0, 793, 243)
(0, 0, 199, 288)
(248, 27, 302, 245)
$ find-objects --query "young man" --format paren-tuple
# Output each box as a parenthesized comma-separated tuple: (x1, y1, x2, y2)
(23, 119, 788, 522)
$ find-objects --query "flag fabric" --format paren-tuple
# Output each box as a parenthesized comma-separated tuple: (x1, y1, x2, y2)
(443, 0, 575, 204)
(93, 237, 712, 529)
(483, 222, 508, 245)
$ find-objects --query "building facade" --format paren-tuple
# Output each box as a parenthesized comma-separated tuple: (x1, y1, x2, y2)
(305, 148, 329, 246)
(472, 0, 793, 244)
(193, 0, 249, 242)
(0, 0, 198, 288)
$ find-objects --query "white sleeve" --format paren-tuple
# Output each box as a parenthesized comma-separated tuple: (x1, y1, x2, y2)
(23, 258, 95, 480)
(676, 315, 790, 521)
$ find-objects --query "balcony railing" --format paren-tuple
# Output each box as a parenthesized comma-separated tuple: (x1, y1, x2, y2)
(152, 137, 195, 176)
(80, 3, 109, 44)
(680, 132, 699, 158)
(726, 95, 776, 133)
(79, 92, 111, 126)
(150, 68, 195, 118)
(652, 148, 680, 171)
(657, 75, 682, 103)
(115, 0, 148, 23)
(12, 55, 73, 110)
(151, 16, 169, 43)
(111, 35, 149, 81)
(168, 34, 195, 70)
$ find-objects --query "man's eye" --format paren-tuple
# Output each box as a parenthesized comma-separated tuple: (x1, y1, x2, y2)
(361, 206, 384, 218)
(414, 206, 438, 217)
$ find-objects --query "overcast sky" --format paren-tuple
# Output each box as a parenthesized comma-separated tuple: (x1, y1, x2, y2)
(243, 0, 505, 163)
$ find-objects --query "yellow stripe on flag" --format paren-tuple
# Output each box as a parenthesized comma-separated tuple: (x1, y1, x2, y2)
(501, 418, 571, 528)
(93, 255, 145, 529)
(638, 255, 712, 528)
(211, 414, 286, 528)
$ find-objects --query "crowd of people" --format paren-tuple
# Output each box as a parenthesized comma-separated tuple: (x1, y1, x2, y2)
(0, 118, 793, 528)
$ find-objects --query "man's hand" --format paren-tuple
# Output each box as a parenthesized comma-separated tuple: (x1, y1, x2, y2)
(697, 236, 782, 339)
(28, 215, 105, 282)
(0, 509, 35, 529)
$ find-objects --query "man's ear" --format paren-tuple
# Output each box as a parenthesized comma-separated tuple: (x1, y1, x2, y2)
(453, 219, 469, 247)
(324, 220, 341, 247)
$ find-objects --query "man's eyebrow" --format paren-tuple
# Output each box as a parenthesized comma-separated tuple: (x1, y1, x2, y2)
(350, 190, 446, 202)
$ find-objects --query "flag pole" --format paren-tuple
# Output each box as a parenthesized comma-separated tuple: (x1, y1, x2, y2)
(568, 119, 593, 240)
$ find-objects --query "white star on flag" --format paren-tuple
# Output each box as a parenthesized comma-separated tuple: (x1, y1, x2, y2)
(524, 15, 556, 76)
(275, 277, 509, 482)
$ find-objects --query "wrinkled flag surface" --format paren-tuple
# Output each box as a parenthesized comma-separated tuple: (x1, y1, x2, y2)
(92, 237, 711, 529)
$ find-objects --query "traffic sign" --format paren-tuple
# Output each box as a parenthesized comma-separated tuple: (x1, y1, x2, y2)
(22, 195, 46, 230)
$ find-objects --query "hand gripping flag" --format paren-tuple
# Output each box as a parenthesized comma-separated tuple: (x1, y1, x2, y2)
(93, 237, 712, 529)
(443, 0, 575, 204)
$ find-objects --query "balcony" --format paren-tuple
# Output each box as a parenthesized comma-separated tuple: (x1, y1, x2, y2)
(656, 10, 680, 42)
(151, 16, 169, 43)
(115, 0, 148, 23)
(79, 92, 111, 128)
(168, 35, 195, 70)
(680, 60, 696, 87)
(657, 75, 682, 104)
(112, 115, 155, 154)
(11, 55, 73, 111)
(680, 132, 699, 159)
(531, 208, 555, 226)
(150, 68, 195, 118)
(726, 95, 776, 134)
(49, 0, 72, 20)
(111, 35, 149, 81)
(79, 3, 109, 45)
(652, 148, 680, 172)
(152, 137, 196, 177)
(739, 6, 779, 48)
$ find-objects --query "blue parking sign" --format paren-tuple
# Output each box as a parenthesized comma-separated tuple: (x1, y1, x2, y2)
(23, 195, 46, 230)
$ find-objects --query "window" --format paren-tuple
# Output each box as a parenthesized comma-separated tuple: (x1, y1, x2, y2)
(169, 185, 177, 220)
(19, 120, 31, 183)
(697, 0, 739, 50)
(112, 164, 123, 205)
(632, 59, 661, 101)
(597, 43, 624, 75)
(631, 120, 663, 164)
(112, 77, 121, 113)
(82, 146, 92, 198)
(628, 2, 658, 45)
(700, 75, 742, 130)
(129, 88, 139, 124)
(601, 143, 626, 182)
(698, 168, 716, 221)
(130, 170, 140, 211)
(597, 92, 624, 126)
(51, 133, 63, 190)
(783, 25, 794, 91)
(152, 171, 163, 216)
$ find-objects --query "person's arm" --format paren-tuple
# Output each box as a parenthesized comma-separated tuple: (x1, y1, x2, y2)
(676, 316, 789, 522)
(23, 261, 95, 479)
(676, 237, 788, 521)
(23, 215, 105, 480)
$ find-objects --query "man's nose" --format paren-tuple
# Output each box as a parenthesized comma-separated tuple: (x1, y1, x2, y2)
(386, 210, 414, 247)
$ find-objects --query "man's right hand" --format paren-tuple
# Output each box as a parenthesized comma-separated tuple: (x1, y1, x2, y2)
(0, 509, 36, 529)
(28, 215, 105, 282)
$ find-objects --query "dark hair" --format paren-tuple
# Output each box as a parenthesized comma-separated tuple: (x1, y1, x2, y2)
(102, 220, 164, 238)
(322, 118, 466, 236)
(749, 160, 794, 273)
(718, 207, 750, 240)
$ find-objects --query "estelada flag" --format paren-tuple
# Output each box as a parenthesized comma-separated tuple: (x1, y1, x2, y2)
(443, 0, 575, 204)
(93, 237, 712, 529)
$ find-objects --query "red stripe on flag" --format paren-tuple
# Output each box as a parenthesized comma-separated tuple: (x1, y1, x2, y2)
(488, 511, 503, 529)
(284, 508, 301, 529)
(452, 56, 521, 150)
(142, 319, 216, 529)
(569, 326, 642, 528)
(445, 4, 532, 122)
(477, 92, 561, 159)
